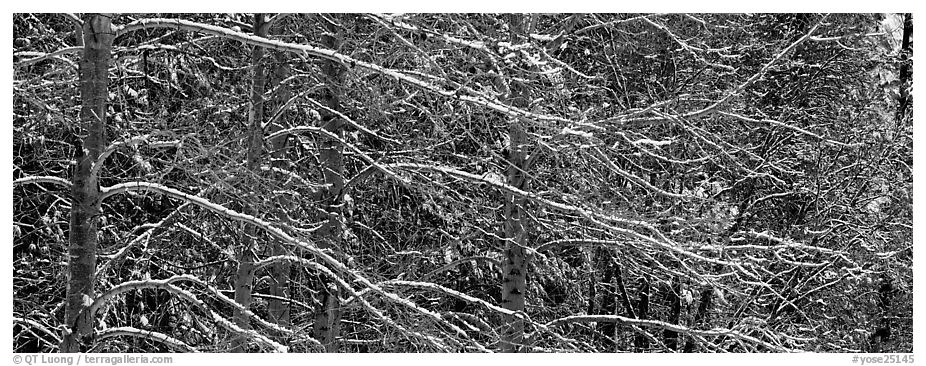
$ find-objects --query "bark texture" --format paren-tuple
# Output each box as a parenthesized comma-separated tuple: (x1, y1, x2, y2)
(870, 274, 895, 352)
(61, 13, 113, 353)
(499, 14, 532, 353)
(633, 279, 650, 351)
(663, 277, 681, 351)
(896, 13, 913, 122)
(312, 16, 346, 352)
(231, 13, 270, 352)
(594, 249, 617, 349)
(267, 28, 293, 329)
(683, 288, 714, 352)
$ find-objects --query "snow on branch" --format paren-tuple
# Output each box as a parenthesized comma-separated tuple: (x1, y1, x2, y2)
(535, 238, 628, 253)
(13, 175, 72, 190)
(254, 255, 469, 352)
(115, 18, 570, 126)
(93, 134, 182, 178)
(642, 17, 734, 71)
(589, 146, 698, 200)
(303, 97, 401, 145)
(89, 274, 287, 352)
(13, 316, 61, 346)
(385, 162, 749, 274)
(736, 230, 845, 255)
(383, 280, 580, 348)
(574, 14, 658, 35)
(99, 180, 466, 347)
(418, 256, 500, 281)
(266, 126, 407, 185)
(599, 15, 829, 127)
(369, 14, 497, 58)
(545, 314, 796, 352)
(384, 280, 518, 317)
(95, 327, 197, 352)
(719, 111, 863, 148)
(14, 46, 82, 68)
(167, 275, 304, 341)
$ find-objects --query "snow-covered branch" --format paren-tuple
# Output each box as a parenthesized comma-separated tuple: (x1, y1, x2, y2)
(95, 327, 197, 352)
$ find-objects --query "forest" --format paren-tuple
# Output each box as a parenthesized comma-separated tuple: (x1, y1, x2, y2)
(12, 13, 913, 353)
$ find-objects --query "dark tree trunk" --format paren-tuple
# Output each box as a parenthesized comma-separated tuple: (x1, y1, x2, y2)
(60, 13, 113, 353)
(614, 263, 637, 320)
(586, 253, 597, 317)
(663, 277, 681, 351)
(267, 25, 293, 330)
(896, 13, 913, 123)
(312, 15, 347, 352)
(231, 13, 270, 352)
(870, 274, 894, 352)
(633, 279, 650, 351)
(595, 248, 617, 348)
(683, 288, 713, 353)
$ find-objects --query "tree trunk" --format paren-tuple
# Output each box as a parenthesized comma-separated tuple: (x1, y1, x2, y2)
(595, 248, 616, 349)
(683, 288, 713, 352)
(663, 277, 681, 351)
(586, 251, 597, 317)
(614, 263, 637, 320)
(60, 13, 113, 353)
(500, 119, 529, 353)
(312, 16, 346, 352)
(896, 13, 912, 123)
(499, 13, 531, 353)
(633, 279, 650, 351)
(266, 27, 293, 330)
(231, 13, 270, 352)
(612, 262, 636, 350)
(870, 274, 894, 352)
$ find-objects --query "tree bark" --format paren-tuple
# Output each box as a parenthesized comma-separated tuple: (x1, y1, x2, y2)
(266, 26, 293, 330)
(663, 277, 681, 351)
(595, 248, 617, 349)
(870, 274, 894, 352)
(312, 16, 346, 352)
(896, 13, 912, 123)
(500, 13, 531, 353)
(614, 263, 637, 320)
(60, 13, 113, 353)
(683, 288, 713, 353)
(633, 279, 650, 351)
(231, 13, 270, 352)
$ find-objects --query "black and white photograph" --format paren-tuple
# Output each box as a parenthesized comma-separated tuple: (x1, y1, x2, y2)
(9, 10, 915, 356)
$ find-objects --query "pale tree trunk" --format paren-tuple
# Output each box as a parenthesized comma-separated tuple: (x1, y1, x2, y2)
(312, 16, 346, 352)
(267, 48, 292, 328)
(231, 13, 270, 352)
(60, 13, 113, 353)
(500, 13, 532, 353)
